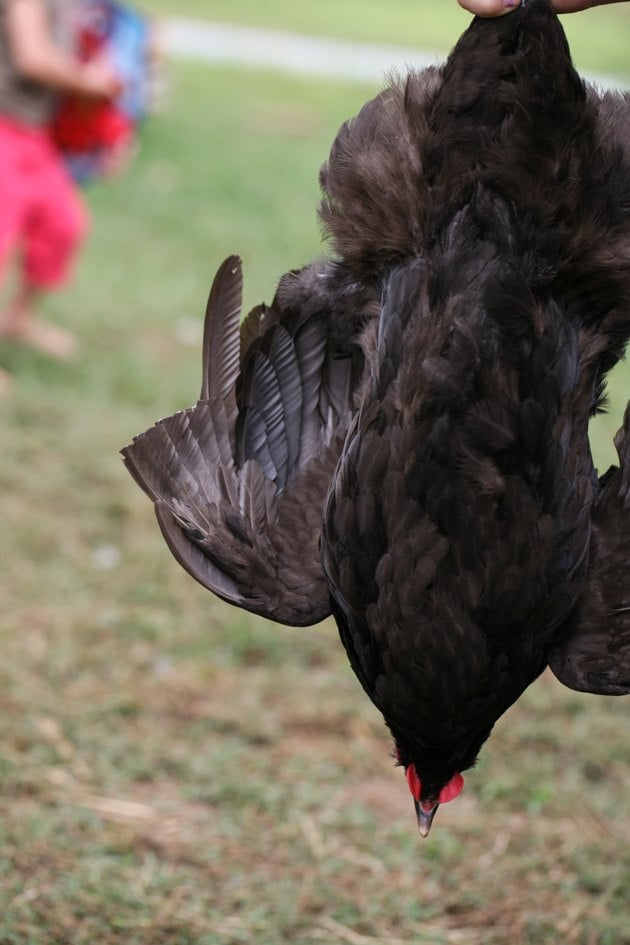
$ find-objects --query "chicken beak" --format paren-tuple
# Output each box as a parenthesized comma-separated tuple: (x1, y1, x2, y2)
(415, 800, 439, 837)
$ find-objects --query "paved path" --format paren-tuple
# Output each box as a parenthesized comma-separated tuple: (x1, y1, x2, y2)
(163, 18, 628, 90)
(163, 19, 439, 86)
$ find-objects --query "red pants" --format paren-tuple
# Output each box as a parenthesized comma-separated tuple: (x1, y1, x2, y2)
(0, 115, 88, 289)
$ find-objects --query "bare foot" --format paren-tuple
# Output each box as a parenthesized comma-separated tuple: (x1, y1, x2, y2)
(0, 318, 78, 360)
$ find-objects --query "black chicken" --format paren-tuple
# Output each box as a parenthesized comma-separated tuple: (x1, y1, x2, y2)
(123, 0, 630, 836)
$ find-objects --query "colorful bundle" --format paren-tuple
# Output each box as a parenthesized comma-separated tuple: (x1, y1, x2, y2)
(51, 0, 154, 182)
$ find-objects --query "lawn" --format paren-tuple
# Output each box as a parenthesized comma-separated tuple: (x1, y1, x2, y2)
(0, 5, 629, 945)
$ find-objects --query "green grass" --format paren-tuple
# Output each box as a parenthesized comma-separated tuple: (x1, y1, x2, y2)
(1, 9, 629, 945)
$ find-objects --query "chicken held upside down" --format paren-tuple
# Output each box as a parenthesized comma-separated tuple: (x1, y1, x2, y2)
(123, 0, 630, 835)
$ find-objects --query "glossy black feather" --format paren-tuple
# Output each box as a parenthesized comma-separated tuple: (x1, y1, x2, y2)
(548, 402, 630, 694)
(320, 1, 630, 800)
(123, 0, 630, 819)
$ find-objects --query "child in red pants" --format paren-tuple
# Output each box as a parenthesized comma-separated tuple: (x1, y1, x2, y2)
(0, 0, 119, 388)
(0, 114, 87, 358)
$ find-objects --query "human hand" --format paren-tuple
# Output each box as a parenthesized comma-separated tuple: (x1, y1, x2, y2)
(79, 55, 123, 100)
(458, 0, 626, 15)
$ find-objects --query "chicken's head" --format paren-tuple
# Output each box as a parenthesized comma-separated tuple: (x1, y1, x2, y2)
(396, 749, 464, 836)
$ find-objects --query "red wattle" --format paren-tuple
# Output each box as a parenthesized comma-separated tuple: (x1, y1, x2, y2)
(406, 764, 422, 801)
(438, 773, 464, 804)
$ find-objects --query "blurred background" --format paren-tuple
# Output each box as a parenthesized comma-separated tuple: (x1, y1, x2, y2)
(0, 2, 628, 942)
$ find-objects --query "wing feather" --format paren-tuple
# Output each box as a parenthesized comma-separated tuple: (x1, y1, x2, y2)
(201, 255, 243, 405)
(548, 402, 630, 694)
(122, 256, 363, 627)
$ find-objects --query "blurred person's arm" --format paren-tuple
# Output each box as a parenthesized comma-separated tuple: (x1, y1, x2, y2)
(458, 0, 627, 15)
(6, 0, 120, 98)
